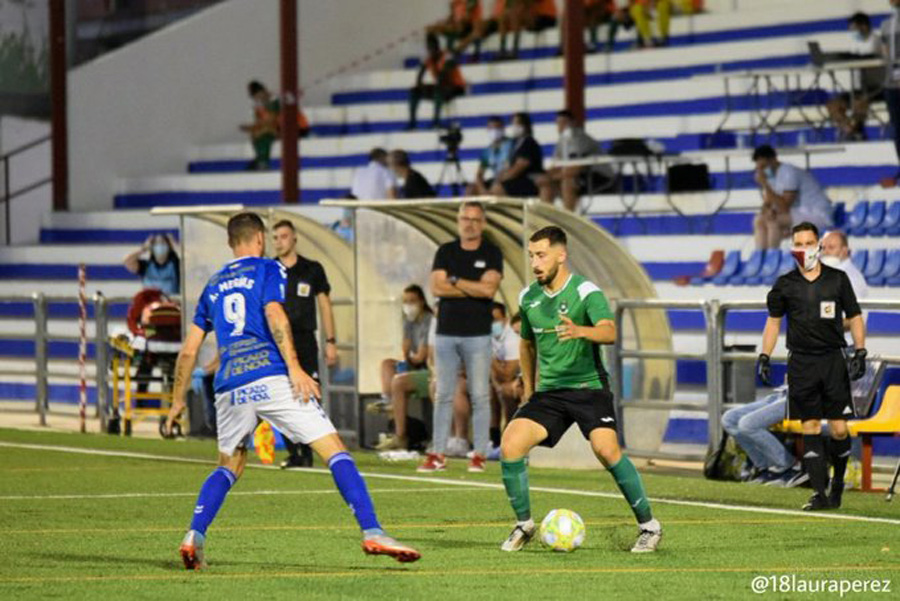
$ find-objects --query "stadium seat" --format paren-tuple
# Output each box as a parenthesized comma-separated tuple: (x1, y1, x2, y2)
(844, 201, 869, 236)
(869, 249, 900, 286)
(863, 249, 886, 284)
(869, 200, 900, 236)
(711, 250, 741, 285)
(764, 250, 795, 286)
(743, 249, 782, 286)
(850, 249, 867, 274)
(728, 250, 764, 285)
(861, 200, 886, 236)
(687, 249, 725, 285)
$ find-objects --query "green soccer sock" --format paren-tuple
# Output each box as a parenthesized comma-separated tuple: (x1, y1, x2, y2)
(608, 455, 653, 524)
(501, 458, 531, 522)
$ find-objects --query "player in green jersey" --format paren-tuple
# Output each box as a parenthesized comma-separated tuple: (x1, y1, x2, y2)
(499, 226, 662, 553)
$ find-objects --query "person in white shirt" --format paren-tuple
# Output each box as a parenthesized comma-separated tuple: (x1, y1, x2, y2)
(489, 302, 521, 449)
(753, 145, 833, 249)
(827, 12, 881, 142)
(351, 148, 395, 200)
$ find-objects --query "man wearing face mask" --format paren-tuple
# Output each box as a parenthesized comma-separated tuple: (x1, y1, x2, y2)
(757, 222, 867, 511)
(467, 116, 512, 196)
(389, 150, 436, 199)
(878, 0, 900, 186)
(490, 112, 545, 198)
(537, 110, 604, 212)
(272, 220, 338, 469)
(752, 145, 833, 249)
(124, 233, 180, 296)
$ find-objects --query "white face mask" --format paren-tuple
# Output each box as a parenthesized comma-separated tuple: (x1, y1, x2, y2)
(152, 243, 169, 262)
(402, 303, 419, 320)
(820, 254, 841, 268)
(791, 246, 821, 271)
(491, 320, 504, 338)
(509, 124, 525, 138)
(560, 127, 573, 140)
(396, 176, 406, 188)
(488, 128, 504, 142)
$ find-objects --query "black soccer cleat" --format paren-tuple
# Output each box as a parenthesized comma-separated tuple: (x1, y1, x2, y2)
(802, 492, 832, 511)
(828, 483, 844, 509)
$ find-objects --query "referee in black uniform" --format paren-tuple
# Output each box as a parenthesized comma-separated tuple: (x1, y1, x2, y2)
(757, 222, 867, 511)
(272, 220, 339, 468)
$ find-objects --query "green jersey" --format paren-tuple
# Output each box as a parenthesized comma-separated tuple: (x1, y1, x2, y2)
(518, 273, 614, 392)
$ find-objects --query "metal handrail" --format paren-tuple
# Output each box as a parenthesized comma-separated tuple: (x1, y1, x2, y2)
(0, 135, 51, 163)
(1, 135, 52, 246)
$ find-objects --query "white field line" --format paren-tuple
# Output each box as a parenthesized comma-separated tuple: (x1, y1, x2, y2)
(2, 441, 900, 526)
(0, 487, 485, 501)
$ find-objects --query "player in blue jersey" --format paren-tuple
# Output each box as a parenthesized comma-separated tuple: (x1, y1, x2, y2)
(164, 212, 420, 569)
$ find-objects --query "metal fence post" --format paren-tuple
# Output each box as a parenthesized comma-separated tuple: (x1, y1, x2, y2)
(94, 293, 109, 431)
(33, 292, 48, 426)
(705, 299, 722, 450)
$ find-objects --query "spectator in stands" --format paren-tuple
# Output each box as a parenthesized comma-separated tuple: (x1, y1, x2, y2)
(389, 150, 436, 198)
(827, 12, 881, 141)
(467, 116, 513, 195)
(407, 34, 467, 130)
(351, 148, 394, 200)
(752, 145, 833, 249)
(123, 233, 180, 295)
(460, 0, 514, 61)
(490, 112, 545, 198)
(502, 0, 558, 60)
(489, 302, 520, 450)
(331, 209, 355, 243)
(878, 0, 900, 185)
(428, 0, 484, 58)
(377, 285, 434, 451)
(536, 109, 605, 211)
(722, 229, 868, 487)
(630, 0, 670, 47)
(240, 81, 279, 170)
(560, 0, 634, 54)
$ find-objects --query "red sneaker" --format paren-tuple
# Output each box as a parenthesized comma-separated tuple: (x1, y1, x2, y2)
(468, 453, 486, 473)
(416, 452, 446, 473)
(362, 533, 422, 563)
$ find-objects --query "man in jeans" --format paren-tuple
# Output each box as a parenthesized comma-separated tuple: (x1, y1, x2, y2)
(420, 201, 503, 473)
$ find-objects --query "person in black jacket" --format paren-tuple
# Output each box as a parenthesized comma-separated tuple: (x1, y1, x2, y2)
(390, 150, 436, 198)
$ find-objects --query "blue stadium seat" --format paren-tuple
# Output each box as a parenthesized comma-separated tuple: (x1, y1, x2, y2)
(861, 200, 886, 236)
(744, 249, 783, 286)
(712, 250, 742, 285)
(765, 250, 795, 286)
(728, 250, 764, 285)
(851, 249, 868, 274)
(869, 201, 900, 237)
(869, 250, 900, 286)
(845, 201, 869, 236)
(863, 249, 887, 284)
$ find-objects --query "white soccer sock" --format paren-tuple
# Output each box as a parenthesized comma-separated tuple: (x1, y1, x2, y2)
(639, 518, 661, 533)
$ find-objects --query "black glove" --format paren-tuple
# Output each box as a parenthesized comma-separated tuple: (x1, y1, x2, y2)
(757, 353, 772, 386)
(848, 348, 867, 381)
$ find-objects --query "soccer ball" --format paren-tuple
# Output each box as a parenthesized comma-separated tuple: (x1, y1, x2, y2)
(539, 509, 585, 552)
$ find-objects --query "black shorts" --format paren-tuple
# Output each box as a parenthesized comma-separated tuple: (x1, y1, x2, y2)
(513, 388, 617, 448)
(501, 175, 539, 197)
(787, 350, 853, 421)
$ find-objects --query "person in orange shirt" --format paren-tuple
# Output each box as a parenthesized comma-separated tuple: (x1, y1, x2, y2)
(559, 0, 633, 54)
(408, 34, 467, 129)
(428, 0, 484, 55)
(503, 0, 558, 60)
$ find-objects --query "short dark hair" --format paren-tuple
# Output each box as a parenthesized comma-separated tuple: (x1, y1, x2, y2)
(530, 225, 567, 247)
(273, 219, 295, 232)
(752, 144, 777, 161)
(557, 109, 574, 121)
(247, 80, 265, 96)
(227, 212, 266, 248)
(460, 200, 485, 215)
(487, 115, 504, 126)
(512, 112, 533, 135)
(369, 147, 387, 162)
(390, 149, 411, 168)
(791, 221, 819, 240)
(491, 302, 507, 317)
(510, 312, 522, 325)
(403, 283, 433, 314)
(849, 12, 871, 29)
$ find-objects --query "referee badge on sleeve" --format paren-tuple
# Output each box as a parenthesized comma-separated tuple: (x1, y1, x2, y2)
(820, 301, 835, 319)
(297, 283, 311, 297)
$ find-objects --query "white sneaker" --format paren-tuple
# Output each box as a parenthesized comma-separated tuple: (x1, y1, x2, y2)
(500, 520, 535, 552)
(631, 528, 662, 553)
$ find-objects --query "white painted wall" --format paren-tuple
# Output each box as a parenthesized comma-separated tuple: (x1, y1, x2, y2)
(0, 117, 51, 245)
(68, 0, 444, 212)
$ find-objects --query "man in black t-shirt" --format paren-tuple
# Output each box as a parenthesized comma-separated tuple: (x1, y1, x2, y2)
(757, 222, 867, 511)
(389, 149, 436, 198)
(490, 112, 544, 198)
(272, 220, 339, 468)
(419, 201, 503, 474)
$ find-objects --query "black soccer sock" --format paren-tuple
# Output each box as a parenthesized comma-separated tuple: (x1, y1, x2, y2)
(490, 427, 501, 448)
(802, 435, 828, 496)
(829, 435, 852, 489)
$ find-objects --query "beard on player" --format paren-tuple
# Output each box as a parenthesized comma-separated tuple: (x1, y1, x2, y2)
(534, 263, 558, 286)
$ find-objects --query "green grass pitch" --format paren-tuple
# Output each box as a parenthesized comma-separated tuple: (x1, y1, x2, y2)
(0, 428, 898, 600)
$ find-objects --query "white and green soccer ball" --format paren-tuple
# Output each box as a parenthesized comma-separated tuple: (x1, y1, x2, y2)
(539, 509, 586, 552)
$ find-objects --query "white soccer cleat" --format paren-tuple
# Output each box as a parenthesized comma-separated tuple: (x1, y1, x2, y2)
(179, 529, 207, 570)
(500, 520, 535, 552)
(630, 527, 662, 553)
(362, 533, 421, 563)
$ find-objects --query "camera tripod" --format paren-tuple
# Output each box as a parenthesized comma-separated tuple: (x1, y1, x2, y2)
(436, 147, 466, 197)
